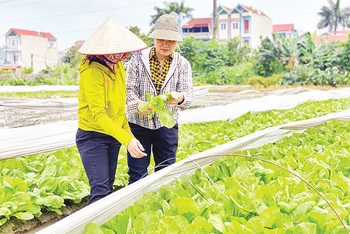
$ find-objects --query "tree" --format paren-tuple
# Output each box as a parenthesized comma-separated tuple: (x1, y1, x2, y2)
(150, 1, 193, 26)
(129, 26, 154, 46)
(62, 45, 84, 67)
(317, 0, 344, 34)
(341, 7, 350, 28)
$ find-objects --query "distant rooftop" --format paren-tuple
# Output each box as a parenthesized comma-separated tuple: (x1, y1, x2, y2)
(182, 18, 212, 30)
(273, 24, 295, 32)
(5, 28, 56, 39)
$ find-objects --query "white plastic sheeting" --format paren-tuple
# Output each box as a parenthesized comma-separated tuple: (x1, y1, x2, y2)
(0, 97, 77, 109)
(1, 87, 350, 160)
(0, 121, 77, 160)
(0, 85, 79, 93)
(180, 87, 350, 124)
(37, 108, 350, 234)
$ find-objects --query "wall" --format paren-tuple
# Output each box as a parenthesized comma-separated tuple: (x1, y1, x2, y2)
(21, 35, 58, 72)
(218, 13, 228, 41)
(251, 13, 272, 48)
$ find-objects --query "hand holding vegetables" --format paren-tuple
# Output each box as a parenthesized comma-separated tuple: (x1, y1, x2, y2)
(137, 92, 183, 128)
(168, 91, 184, 107)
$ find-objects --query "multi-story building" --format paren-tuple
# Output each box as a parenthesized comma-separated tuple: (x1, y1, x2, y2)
(3, 28, 58, 72)
(217, 4, 272, 47)
(181, 4, 272, 48)
(0, 47, 5, 66)
(182, 17, 213, 41)
(273, 24, 298, 38)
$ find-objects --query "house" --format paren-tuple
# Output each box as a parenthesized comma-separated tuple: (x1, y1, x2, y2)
(273, 24, 298, 38)
(0, 47, 5, 66)
(316, 30, 350, 45)
(2, 28, 58, 72)
(73, 40, 85, 47)
(182, 18, 213, 41)
(181, 4, 272, 47)
(216, 4, 272, 47)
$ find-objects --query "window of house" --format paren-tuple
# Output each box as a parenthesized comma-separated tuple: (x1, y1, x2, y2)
(202, 27, 209, 32)
(13, 53, 18, 64)
(244, 20, 249, 33)
(233, 22, 238, 30)
(7, 38, 19, 47)
(220, 23, 226, 30)
(182, 28, 188, 33)
(48, 40, 56, 48)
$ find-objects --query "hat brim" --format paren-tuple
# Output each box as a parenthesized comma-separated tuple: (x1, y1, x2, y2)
(149, 29, 183, 41)
(78, 18, 147, 55)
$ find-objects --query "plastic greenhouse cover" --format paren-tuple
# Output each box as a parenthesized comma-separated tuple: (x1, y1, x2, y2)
(1, 87, 350, 160)
(0, 97, 77, 109)
(0, 85, 79, 93)
(36, 108, 350, 234)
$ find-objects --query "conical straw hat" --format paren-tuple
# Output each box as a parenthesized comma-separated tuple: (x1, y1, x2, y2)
(78, 18, 147, 55)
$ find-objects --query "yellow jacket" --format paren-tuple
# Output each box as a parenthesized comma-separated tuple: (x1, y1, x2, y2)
(77, 60, 133, 146)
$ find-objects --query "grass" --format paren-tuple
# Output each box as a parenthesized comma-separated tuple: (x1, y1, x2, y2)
(0, 84, 348, 98)
(0, 91, 79, 98)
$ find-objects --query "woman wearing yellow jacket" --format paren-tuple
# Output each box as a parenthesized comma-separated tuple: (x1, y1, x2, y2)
(76, 18, 147, 204)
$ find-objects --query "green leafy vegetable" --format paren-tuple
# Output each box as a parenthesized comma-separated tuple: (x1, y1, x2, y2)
(140, 93, 176, 128)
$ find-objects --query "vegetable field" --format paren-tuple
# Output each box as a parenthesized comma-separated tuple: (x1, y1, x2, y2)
(95, 120, 350, 233)
(1, 92, 350, 233)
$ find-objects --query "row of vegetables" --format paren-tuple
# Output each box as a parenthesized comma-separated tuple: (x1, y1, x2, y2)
(1, 97, 350, 233)
(91, 119, 350, 233)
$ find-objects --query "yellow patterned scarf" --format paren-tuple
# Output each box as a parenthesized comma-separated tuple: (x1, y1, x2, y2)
(149, 47, 173, 94)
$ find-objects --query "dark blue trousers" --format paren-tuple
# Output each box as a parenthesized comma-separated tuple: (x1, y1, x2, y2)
(76, 128, 121, 204)
(127, 122, 178, 184)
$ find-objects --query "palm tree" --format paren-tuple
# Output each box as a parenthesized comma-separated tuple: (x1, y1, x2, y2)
(341, 7, 350, 29)
(317, 0, 343, 34)
(150, 1, 194, 26)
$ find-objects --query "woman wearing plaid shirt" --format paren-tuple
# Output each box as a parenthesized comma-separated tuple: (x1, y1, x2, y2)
(126, 14, 193, 184)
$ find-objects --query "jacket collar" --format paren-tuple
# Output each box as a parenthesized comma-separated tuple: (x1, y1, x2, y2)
(90, 61, 119, 80)
(140, 47, 178, 88)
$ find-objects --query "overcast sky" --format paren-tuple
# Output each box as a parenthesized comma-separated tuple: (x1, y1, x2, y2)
(1, 0, 350, 50)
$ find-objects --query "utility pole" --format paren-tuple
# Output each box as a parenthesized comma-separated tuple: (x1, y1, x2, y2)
(213, 0, 217, 41)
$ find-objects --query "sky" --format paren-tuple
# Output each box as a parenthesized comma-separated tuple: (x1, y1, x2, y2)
(1, 0, 350, 51)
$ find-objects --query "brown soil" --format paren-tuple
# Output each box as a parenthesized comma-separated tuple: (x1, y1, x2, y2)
(0, 200, 88, 234)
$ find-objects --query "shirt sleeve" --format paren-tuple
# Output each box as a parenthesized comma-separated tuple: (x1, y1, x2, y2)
(177, 58, 193, 110)
(126, 54, 142, 114)
(82, 67, 134, 146)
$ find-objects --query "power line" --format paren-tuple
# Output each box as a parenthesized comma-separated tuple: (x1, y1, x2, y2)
(0, 0, 25, 3)
(0, 0, 49, 9)
(0, 2, 161, 23)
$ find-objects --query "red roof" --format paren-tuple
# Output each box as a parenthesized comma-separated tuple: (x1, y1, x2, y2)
(40, 32, 56, 39)
(242, 5, 268, 17)
(273, 24, 295, 32)
(182, 18, 212, 30)
(322, 30, 350, 36)
(9, 28, 56, 39)
(223, 6, 232, 12)
(74, 40, 85, 46)
(316, 34, 348, 45)
(0, 65, 21, 70)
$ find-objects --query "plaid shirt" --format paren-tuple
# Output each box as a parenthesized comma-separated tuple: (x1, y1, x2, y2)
(149, 47, 173, 94)
(126, 47, 193, 130)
